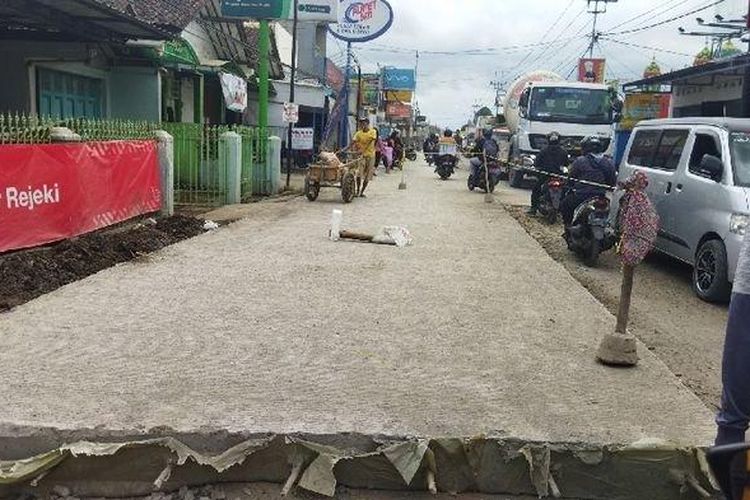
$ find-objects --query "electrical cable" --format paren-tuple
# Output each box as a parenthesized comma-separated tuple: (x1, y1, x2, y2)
(508, 3, 588, 81)
(605, 0, 726, 36)
(599, 37, 694, 58)
(603, 0, 685, 32)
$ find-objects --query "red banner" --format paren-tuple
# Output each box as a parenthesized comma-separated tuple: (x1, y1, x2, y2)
(578, 58, 606, 84)
(386, 101, 412, 120)
(0, 141, 161, 253)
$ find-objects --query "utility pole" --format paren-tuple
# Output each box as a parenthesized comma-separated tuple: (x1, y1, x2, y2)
(285, 0, 299, 190)
(339, 42, 353, 149)
(258, 20, 270, 132)
(585, 0, 617, 57)
(490, 71, 506, 116)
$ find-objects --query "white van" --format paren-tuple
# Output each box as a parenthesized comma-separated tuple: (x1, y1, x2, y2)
(618, 118, 750, 302)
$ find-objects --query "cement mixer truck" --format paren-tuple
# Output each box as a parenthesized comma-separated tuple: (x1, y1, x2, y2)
(502, 71, 621, 187)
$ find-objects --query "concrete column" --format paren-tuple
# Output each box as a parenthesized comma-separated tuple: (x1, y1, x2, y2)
(220, 131, 242, 204)
(268, 135, 282, 194)
(154, 130, 174, 217)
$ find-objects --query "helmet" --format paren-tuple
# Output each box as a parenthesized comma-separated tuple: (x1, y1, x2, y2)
(581, 135, 603, 154)
(444, 129, 453, 137)
(548, 131, 561, 145)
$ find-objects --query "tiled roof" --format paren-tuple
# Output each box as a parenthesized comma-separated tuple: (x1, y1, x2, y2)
(93, 0, 209, 33)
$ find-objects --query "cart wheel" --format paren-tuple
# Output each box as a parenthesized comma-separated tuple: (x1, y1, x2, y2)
(341, 173, 356, 203)
(305, 177, 320, 201)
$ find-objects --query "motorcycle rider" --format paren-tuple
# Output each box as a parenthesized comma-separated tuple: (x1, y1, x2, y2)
(423, 133, 439, 165)
(469, 129, 499, 180)
(436, 129, 458, 173)
(527, 132, 570, 215)
(560, 136, 617, 226)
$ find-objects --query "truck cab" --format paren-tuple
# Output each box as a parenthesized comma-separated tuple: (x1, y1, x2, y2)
(508, 82, 617, 187)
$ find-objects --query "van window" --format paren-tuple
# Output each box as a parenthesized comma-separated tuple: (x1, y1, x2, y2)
(628, 130, 661, 167)
(652, 130, 689, 170)
(730, 132, 750, 187)
(689, 133, 722, 177)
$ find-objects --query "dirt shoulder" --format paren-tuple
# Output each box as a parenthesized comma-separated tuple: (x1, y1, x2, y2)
(506, 205, 728, 410)
(0, 215, 206, 312)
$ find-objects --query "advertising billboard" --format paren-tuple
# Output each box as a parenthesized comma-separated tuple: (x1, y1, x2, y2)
(621, 93, 671, 131)
(329, 0, 394, 43)
(221, 0, 338, 22)
(384, 90, 412, 103)
(386, 101, 412, 120)
(578, 58, 606, 84)
(383, 68, 416, 91)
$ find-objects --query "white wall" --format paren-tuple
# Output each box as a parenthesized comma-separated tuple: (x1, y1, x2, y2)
(182, 21, 219, 63)
(274, 23, 294, 67)
(672, 75, 744, 109)
(272, 81, 325, 108)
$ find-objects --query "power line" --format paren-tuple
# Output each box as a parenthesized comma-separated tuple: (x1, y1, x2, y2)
(605, 0, 726, 36)
(509, 3, 589, 81)
(357, 36, 588, 57)
(523, 7, 592, 73)
(603, 0, 685, 32)
(601, 37, 694, 58)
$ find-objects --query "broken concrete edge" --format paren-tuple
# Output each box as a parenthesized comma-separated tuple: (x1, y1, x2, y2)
(0, 429, 719, 500)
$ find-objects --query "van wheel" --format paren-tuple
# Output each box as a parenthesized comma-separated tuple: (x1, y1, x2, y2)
(693, 239, 732, 303)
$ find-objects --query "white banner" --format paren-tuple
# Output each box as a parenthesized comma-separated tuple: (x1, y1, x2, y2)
(292, 128, 315, 150)
(283, 102, 300, 124)
(329, 0, 394, 43)
(219, 73, 248, 113)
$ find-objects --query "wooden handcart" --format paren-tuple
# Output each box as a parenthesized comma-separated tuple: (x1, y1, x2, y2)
(304, 153, 363, 203)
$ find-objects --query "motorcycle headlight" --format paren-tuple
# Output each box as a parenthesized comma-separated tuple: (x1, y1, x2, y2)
(730, 213, 749, 236)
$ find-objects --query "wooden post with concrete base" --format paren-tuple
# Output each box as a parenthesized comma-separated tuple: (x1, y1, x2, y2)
(597, 264, 639, 367)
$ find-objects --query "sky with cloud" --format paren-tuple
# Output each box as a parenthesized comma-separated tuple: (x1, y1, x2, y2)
(327, 0, 747, 129)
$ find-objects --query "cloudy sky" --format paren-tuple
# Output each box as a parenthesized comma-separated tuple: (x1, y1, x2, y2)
(326, 0, 746, 129)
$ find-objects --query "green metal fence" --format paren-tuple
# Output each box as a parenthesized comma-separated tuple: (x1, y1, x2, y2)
(1, 113, 267, 207)
(0, 113, 157, 144)
(236, 126, 267, 201)
(162, 123, 223, 206)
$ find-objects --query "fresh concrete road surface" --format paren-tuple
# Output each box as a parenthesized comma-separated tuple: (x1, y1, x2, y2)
(0, 159, 715, 449)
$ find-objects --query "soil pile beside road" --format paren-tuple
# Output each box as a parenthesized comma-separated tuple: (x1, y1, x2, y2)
(0, 215, 206, 312)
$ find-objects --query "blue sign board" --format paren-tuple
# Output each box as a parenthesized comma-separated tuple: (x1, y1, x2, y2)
(382, 68, 416, 91)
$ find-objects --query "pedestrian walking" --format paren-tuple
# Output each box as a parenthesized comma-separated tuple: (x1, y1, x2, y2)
(352, 118, 377, 198)
(716, 229, 750, 446)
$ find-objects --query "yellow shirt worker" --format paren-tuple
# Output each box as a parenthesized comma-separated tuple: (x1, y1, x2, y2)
(352, 118, 377, 197)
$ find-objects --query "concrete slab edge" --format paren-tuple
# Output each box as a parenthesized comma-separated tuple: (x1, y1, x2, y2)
(0, 430, 717, 500)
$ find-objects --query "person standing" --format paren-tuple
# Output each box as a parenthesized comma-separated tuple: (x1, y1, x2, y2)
(527, 132, 569, 215)
(716, 229, 750, 446)
(352, 118, 377, 198)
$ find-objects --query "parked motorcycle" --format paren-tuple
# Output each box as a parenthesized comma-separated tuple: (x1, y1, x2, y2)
(564, 194, 617, 267)
(468, 160, 502, 193)
(435, 154, 458, 180)
(405, 146, 417, 162)
(538, 177, 564, 224)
